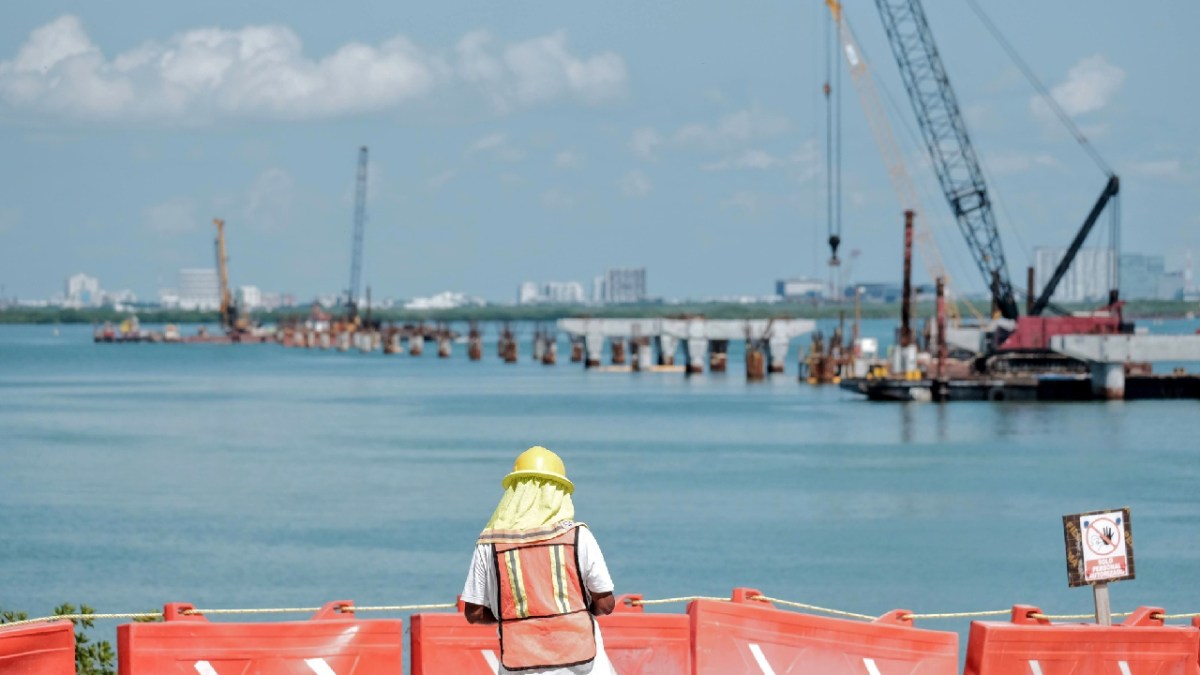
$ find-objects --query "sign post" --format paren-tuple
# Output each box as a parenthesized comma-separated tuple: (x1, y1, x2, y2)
(1062, 507, 1134, 625)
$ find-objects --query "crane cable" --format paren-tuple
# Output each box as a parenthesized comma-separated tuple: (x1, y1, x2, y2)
(963, 0, 1113, 177)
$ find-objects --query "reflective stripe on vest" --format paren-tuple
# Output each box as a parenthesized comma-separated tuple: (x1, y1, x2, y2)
(493, 525, 596, 671)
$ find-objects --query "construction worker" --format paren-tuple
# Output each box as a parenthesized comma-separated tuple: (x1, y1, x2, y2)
(462, 446, 616, 674)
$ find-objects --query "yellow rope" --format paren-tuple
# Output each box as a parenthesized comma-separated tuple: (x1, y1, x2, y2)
(0, 613, 162, 629)
(750, 595, 876, 621)
(343, 603, 458, 612)
(904, 610, 1012, 619)
(1029, 611, 1133, 621)
(630, 596, 728, 606)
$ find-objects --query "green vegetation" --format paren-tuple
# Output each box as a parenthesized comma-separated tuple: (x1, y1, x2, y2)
(2, 298, 1197, 326)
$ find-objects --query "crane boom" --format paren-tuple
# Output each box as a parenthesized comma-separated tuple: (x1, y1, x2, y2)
(213, 217, 234, 331)
(347, 145, 369, 320)
(822, 0, 968, 322)
(873, 0, 1019, 320)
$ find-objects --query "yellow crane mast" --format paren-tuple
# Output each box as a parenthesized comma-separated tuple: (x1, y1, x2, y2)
(213, 217, 236, 333)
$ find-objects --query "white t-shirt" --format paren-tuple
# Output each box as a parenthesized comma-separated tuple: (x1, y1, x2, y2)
(461, 525, 615, 675)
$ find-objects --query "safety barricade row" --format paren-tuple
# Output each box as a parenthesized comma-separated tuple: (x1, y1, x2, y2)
(965, 604, 1200, 675)
(116, 601, 404, 675)
(5, 592, 1200, 674)
(689, 588, 959, 675)
(0, 620, 75, 675)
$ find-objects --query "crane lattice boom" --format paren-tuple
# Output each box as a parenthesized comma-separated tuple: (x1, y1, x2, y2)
(873, 0, 1019, 320)
(348, 146, 369, 319)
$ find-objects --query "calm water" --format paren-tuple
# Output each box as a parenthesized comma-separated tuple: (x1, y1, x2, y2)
(2, 321, 1199, 656)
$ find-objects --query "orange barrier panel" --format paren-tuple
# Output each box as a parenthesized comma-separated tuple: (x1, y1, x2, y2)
(1195, 617, 1200, 670)
(689, 588, 958, 675)
(0, 621, 75, 675)
(117, 600, 403, 675)
(410, 594, 690, 674)
(964, 604, 1200, 675)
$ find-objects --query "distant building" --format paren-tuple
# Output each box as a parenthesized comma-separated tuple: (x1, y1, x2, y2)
(776, 277, 824, 300)
(603, 268, 646, 304)
(518, 282, 540, 305)
(177, 268, 220, 310)
(237, 285, 263, 310)
(1158, 271, 1185, 301)
(404, 291, 485, 310)
(591, 275, 605, 304)
(64, 273, 100, 308)
(854, 283, 903, 303)
(518, 280, 586, 305)
(1034, 248, 1114, 304)
(1118, 254, 1165, 300)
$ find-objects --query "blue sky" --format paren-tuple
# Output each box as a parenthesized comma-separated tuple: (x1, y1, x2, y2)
(2, 0, 1197, 302)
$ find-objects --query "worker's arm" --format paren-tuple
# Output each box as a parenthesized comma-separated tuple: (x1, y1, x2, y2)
(464, 602, 497, 625)
(589, 591, 615, 616)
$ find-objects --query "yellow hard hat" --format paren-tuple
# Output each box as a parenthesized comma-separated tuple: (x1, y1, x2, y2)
(502, 446, 574, 494)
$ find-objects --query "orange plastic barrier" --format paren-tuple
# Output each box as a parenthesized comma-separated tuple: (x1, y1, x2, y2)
(0, 621, 75, 675)
(117, 601, 403, 675)
(410, 594, 690, 674)
(689, 588, 958, 675)
(964, 604, 1200, 675)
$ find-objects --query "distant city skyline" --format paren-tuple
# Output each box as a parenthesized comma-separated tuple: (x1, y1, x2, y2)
(2, 2, 1197, 303)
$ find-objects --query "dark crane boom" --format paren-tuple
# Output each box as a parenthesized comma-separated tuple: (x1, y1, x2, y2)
(347, 145, 369, 320)
(873, 0, 1019, 320)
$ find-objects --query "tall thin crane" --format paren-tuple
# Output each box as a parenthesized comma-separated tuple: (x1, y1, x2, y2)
(213, 217, 236, 332)
(872, 0, 1019, 320)
(347, 146, 369, 321)
(822, 0, 967, 322)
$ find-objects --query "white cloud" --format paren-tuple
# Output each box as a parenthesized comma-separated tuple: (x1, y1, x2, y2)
(629, 107, 791, 162)
(0, 16, 627, 123)
(790, 139, 822, 183)
(470, 133, 507, 153)
(672, 106, 790, 150)
(986, 151, 1060, 175)
(143, 197, 201, 233)
(468, 132, 524, 161)
(1032, 55, 1125, 123)
(426, 168, 457, 190)
(630, 127, 662, 160)
(703, 149, 780, 171)
(553, 150, 581, 169)
(243, 168, 296, 231)
(455, 30, 625, 112)
(618, 169, 652, 197)
(1127, 159, 1185, 180)
(721, 191, 762, 213)
(541, 189, 575, 210)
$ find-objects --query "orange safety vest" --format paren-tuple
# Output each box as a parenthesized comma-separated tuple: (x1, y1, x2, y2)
(492, 524, 596, 671)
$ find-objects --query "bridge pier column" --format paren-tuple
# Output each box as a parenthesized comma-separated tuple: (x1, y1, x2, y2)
(631, 337, 652, 371)
(656, 335, 678, 366)
(584, 333, 604, 369)
(767, 336, 790, 374)
(684, 338, 708, 375)
(1091, 362, 1125, 400)
(708, 340, 728, 372)
(410, 334, 424, 356)
(611, 339, 626, 365)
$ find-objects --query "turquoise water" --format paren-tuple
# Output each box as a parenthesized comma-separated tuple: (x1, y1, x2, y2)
(2, 321, 1199, 656)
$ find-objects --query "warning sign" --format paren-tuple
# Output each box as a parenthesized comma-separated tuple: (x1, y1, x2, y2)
(1063, 507, 1134, 587)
